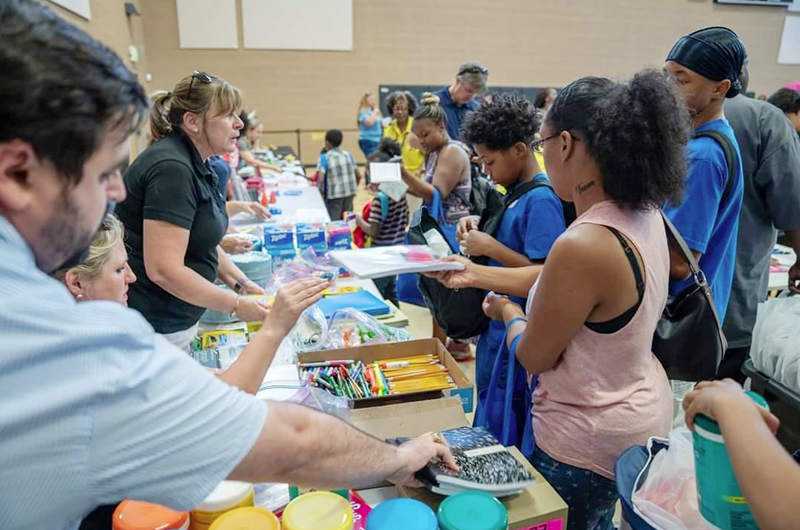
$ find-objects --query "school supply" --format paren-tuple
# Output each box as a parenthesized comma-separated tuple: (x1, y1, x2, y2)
(315, 290, 391, 318)
(330, 245, 465, 279)
(368, 162, 402, 183)
(387, 426, 536, 496)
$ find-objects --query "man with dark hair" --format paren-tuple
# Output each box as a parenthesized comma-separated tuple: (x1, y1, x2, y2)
(768, 88, 800, 133)
(0, 2, 452, 529)
(721, 60, 800, 382)
(431, 60, 489, 141)
(317, 128, 360, 220)
(663, 26, 746, 419)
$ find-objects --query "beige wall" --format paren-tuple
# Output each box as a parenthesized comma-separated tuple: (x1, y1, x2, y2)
(85, 0, 800, 164)
(44, 0, 151, 155)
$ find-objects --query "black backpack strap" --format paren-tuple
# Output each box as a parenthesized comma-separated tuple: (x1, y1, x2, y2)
(693, 130, 738, 207)
(506, 178, 551, 204)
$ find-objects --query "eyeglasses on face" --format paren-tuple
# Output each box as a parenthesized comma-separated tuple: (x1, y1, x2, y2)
(187, 70, 213, 98)
(531, 134, 558, 153)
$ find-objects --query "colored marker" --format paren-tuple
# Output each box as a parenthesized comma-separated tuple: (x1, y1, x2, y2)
(299, 360, 355, 368)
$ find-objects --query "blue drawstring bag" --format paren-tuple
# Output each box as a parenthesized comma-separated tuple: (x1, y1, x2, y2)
(474, 331, 535, 461)
(399, 188, 459, 307)
(615, 438, 670, 530)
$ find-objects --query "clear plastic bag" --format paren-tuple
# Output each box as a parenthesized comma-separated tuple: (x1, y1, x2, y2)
(632, 428, 716, 530)
(323, 308, 412, 351)
(264, 248, 339, 296)
(258, 380, 353, 421)
(751, 293, 800, 393)
(291, 305, 329, 353)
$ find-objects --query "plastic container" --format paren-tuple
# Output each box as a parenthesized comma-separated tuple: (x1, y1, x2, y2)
(437, 491, 508, 530)
(366, 498, 437, 530)
(207, 507, 280, 530)
(190, 481, 255, 530)
(281, 491, 354, 530)
(693, 390, 768, 530)
(231, 249, 273, 287)
(112, 500, 190, 530)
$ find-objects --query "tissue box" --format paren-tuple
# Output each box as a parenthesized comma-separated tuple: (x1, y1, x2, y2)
(327, 221, 352, 250)
(296, 223, 328, 252)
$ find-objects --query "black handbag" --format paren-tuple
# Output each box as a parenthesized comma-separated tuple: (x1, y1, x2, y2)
(653, 212, 727, 381)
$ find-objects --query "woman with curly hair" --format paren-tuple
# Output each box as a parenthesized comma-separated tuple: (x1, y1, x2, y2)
(383, 91, 425, 176)
(433, 70, 691, 530)
(456, 93, 566, 395)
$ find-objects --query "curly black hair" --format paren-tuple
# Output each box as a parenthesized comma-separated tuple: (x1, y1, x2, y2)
(461, 93, 542, 150)
(367, 138, 402, 163)
(546, 69, 690, 210)
(386, 91, 418, 117)
(768, 88, 800, 114)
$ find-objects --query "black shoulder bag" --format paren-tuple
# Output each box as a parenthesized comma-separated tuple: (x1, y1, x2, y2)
(653, 130, 738, 381)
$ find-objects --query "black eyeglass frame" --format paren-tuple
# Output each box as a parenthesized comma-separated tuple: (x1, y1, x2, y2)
(187, 70, 213, 99)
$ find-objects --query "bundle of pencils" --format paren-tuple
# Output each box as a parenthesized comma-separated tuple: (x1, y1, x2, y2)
(300, 354, 456, 399)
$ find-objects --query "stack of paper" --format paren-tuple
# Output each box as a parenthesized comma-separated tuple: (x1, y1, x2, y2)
(329, 245, 465, 279)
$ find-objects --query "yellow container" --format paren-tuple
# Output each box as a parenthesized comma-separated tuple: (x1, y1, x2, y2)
(281, 491, 353, 530)
(208, 507, 280, 530)
(190, 481, 255, 530)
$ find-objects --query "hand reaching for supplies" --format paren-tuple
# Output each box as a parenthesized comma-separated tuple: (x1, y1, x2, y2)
(221, 234, 254, 255)
(263, 277, 332, 337)
(387, 432, 458, 487)
(422, 255, 478, 290)
(683, 379, 780, 434)
(228, 201, 271, 220)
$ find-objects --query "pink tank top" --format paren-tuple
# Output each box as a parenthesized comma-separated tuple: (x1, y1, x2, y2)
(525, 201, 672, 480)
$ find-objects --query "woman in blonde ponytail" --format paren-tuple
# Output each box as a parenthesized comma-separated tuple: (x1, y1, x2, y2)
(115, 72, 328, 353)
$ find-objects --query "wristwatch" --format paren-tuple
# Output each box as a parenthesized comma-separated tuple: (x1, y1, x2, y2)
(234, 276, 250, 294)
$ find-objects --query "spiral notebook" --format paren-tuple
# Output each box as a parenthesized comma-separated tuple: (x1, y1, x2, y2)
(388, 426, 536, 495)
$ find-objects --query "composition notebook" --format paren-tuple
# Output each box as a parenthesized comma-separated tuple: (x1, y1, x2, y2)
(388, 426, 536, 496)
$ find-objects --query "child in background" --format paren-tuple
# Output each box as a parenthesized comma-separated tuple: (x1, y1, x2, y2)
(317, 129, 361, 221)
(354, 138, 409, 306)
(458, 93, 566, 395)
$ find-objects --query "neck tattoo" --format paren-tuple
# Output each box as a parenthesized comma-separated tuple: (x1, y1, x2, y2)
(576, 181, 596, 195)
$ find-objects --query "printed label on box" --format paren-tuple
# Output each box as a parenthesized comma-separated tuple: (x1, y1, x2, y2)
(444, 387, 474, 414)
(517, 518, 565, 530)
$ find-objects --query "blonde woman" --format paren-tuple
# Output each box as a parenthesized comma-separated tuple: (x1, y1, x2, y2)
(115, 71, 327, 351)
(357, 92, 382, 159)
(56, 214, 137, 306)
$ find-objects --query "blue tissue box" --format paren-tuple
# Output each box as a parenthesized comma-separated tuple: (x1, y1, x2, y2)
(296, 223, 328, 252)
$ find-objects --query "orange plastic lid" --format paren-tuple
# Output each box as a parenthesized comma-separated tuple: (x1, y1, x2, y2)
(112, 500, 189, 530)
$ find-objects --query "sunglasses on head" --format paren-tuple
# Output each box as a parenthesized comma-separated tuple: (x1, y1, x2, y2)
(187, 70, 214, 98)
(459, 65, 488, 76)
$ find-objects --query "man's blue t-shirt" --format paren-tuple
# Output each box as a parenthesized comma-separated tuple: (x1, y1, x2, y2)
(433, 86, 479, 142)
(475, 173, 566, 393)
(663, 119, 744, 323)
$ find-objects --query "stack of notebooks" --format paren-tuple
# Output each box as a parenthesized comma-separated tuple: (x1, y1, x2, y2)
(389, 427, 536, 497)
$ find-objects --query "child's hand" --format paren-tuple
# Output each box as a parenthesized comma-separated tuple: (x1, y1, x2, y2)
(482, 292, 516, 321)
(684, 379, 780, 434)
(456, 216, 481, 243)
(461, 229, 496, 258)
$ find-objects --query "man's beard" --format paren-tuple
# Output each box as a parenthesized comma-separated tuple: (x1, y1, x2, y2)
(39, 197, 115, 274)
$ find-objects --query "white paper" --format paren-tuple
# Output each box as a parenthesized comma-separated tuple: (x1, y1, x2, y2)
(369, 163, 402, 183)
(379, 181, 409, 202)
(778, 16, 800, 64)
(329, 246, 466, 279)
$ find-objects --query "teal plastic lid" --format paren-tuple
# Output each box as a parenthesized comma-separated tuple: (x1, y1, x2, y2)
(366, 498, 437, 530)
(437, 491, 508, 530)
(695, 390, 770, 435)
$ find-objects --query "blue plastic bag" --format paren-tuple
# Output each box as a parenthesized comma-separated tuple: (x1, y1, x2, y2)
(474, 331, 535, 461)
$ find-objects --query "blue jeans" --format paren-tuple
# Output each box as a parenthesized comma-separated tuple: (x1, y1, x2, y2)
(531, 446, 618, 530)
(359, 138, 380, 160)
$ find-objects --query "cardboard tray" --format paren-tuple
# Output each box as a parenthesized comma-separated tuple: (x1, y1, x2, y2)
(297, 339, 474, 413)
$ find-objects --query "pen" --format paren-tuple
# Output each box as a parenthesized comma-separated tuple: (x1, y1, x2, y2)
(299, 360, 355, 368)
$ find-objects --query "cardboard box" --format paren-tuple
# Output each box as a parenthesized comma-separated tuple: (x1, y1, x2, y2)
(297, 339, 474, 413)
(350, 399, 568, 530)
(263, 224, 296, 257)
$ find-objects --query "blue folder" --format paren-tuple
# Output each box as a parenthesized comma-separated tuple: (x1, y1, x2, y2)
(315, 290, 392, 318)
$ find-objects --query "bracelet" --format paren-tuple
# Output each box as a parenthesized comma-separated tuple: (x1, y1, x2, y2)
(509, 333, 523, 356)
(230, 294, 241, 318)
(506, 317, 528, 329)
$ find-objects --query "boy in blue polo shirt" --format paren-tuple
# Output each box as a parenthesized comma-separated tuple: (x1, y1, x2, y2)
(663, 27, 746, 324)
(458, 93, 566, 394)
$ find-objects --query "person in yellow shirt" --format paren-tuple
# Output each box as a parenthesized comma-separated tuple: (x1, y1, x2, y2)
(383, 91, 425, 176)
